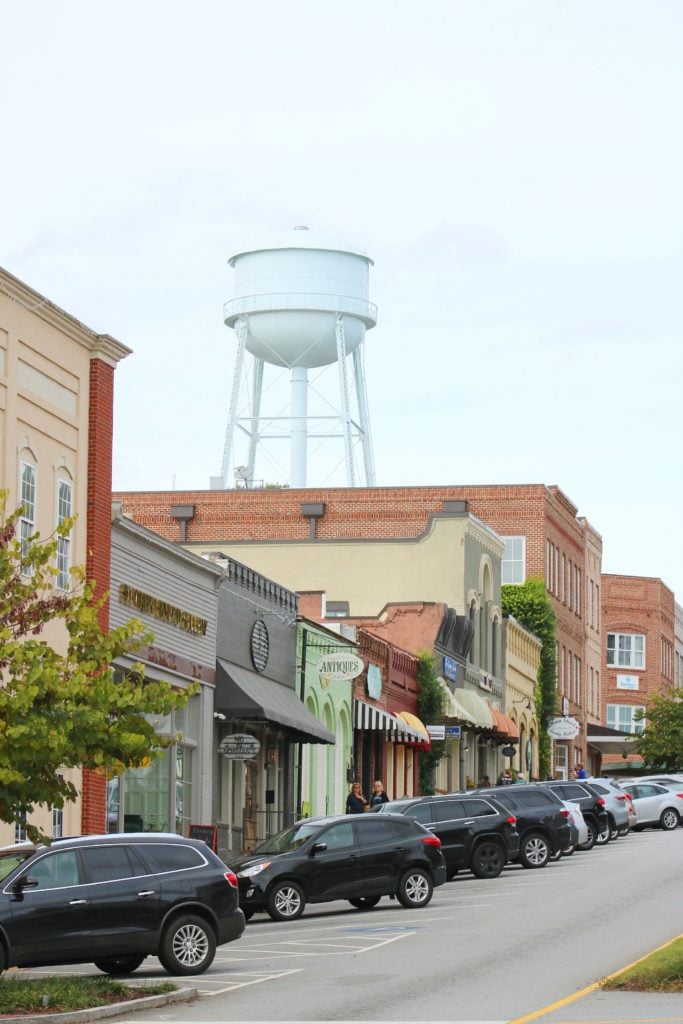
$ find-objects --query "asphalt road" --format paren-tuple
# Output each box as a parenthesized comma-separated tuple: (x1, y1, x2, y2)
(26, 826, 683, 1023)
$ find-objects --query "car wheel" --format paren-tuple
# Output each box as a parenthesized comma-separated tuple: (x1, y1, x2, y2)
(0, 944, 6, 976)
(94, 956, 145, 976)
(267, 881, 306, 921)
(660, 808, 680, 831)
(595, 821, 611, 845)
(561, 844, 575, 857)
(242, 908, 254, 921)
(548, 849, 562, 862)
(348, 896, 382, 910)
(396, 868, 433, 908)
(519, 832, 550, 868)
(608, 816, 619, 841)
(617, 825, 630, 837)
(470, 842, 505, 878)
(578, 819, 596, 851)
(158, 914, 216, 976)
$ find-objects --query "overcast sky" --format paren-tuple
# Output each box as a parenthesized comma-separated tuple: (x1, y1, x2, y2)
(3, 2, 682, 598)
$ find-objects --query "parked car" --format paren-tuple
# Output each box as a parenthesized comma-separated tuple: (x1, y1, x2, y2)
(626, 782, 683, 831)
(0, 833, 245, 976)
(231, 813, 447, 921)
(538, 781, 611, 848)
(472, 784, 572, 868)
(585, 778, 635, 836)
(549, 800, 588, 858)
(370, 793, 519, 879)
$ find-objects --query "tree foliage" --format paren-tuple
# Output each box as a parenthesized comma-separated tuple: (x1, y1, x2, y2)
(501, 577, 557, 779)
(636, 689, 683, 771)
(416, 652, 446, 795)
(0, 495, 194, 841)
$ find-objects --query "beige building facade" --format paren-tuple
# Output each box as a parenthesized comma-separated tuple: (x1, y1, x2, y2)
(0, 267, 130, 842)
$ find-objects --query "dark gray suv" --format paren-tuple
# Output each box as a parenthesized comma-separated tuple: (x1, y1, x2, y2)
(0, 833, 245, 976)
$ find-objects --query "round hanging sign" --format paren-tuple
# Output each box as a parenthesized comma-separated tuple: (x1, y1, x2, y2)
(547, 716, 580, 740)
(501, 745, 517, 758)
(219, 733, 261, 760)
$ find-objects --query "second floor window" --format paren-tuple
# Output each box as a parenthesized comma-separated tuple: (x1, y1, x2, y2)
(502, 536, 525, 585)
(607, 632, 645, 669)
(56, 479, 73, 590)
(607, 703, 645, 735)
(19, 461, 36, 572)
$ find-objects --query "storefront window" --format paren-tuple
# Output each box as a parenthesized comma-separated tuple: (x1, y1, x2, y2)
(124, 750, 171, 832)
(175, 746, 193, 837)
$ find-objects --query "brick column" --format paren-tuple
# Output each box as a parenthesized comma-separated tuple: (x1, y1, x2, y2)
(81, 357, 115, 834)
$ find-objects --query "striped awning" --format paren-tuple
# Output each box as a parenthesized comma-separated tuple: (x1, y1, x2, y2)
(491, 708, 520, 741)
(353, 700, 427, 742)
(456, 689, 495, 729)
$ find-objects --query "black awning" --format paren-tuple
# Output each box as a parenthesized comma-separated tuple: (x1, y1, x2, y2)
(586, 722, 640, 755)
(216, 659, 335, 745)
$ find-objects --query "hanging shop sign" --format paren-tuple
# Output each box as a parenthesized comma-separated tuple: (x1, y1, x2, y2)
(317, 653, 364, 682)
(547, 716, 580, 740)
(445, 725, 462, 739)
(478, 674, 493, 693)
(525, 738, 533, 771)
(219, 733, 261, 760)
(426, 724, 446, 740)
(501, 745, 517, 758)
(366, 663, 382, 699)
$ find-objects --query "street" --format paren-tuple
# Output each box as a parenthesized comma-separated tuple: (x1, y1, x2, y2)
(25, 826, 683, 1023)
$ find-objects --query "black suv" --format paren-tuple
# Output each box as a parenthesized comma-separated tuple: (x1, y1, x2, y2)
(231, 813, 447, 921)
(473, 785, 572, 868)
(0, 833, 244, 976)
(538, 781, 611, 847)
(370, 794, 519, 879)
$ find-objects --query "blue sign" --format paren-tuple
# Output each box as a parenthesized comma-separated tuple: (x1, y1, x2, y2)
(445, 725, 462, 739)
(443, 656, 458, 682)
(366, 663, 382, 700)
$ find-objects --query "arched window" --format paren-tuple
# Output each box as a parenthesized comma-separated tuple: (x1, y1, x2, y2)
(19, 459, 37, 574)
(56, 476, 73, 590)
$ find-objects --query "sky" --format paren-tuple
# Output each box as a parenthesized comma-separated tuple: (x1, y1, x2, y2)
(2, 2, 682, 597)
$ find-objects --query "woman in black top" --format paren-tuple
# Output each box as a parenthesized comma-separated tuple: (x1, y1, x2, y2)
(346, 782, 366, 814)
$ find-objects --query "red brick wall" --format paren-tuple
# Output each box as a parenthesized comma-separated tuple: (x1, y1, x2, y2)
(601, 574, 675, 771)
(81, 357, 115, 835)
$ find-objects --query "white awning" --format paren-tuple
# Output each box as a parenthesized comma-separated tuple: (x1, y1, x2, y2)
(455, 689, 495, 729)
(437, 678, 476, 725)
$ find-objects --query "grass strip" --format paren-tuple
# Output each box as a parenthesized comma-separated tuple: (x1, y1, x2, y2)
(602, 937, 683, 993)
(0, 976, 176, 1014)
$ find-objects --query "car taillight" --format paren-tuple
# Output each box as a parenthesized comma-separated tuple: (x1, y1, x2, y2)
(421, 835, 442, 848)
(675, 793, 683, 800)
(506, 815, 517, 826)
(596, 797, 605, 806)
(560, 809, 570, 819)
(616, 794, 626, 801)
(624, 792, 632, 800)
(224, 870, 239, 888)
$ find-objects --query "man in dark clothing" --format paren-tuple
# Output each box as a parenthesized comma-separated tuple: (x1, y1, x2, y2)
(369, 780, 389, 807)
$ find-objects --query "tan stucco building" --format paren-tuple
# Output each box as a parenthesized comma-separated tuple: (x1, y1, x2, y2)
(0, 267, 130, 841)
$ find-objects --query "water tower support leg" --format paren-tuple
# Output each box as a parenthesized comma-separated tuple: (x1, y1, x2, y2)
(246, 357, 264, 485)
(352, 345, 375, 486)
(291, 365, 308, 488)
(220, 317, 248, 488)
(335, 316, 356, 486)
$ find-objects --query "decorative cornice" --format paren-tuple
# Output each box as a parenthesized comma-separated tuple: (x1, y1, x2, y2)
(0, 267, 132, 366)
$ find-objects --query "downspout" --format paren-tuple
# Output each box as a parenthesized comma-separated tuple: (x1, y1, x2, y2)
(297, 626, 308, 819)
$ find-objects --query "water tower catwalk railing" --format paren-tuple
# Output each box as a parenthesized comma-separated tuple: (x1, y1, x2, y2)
(214, 235, 378, 490)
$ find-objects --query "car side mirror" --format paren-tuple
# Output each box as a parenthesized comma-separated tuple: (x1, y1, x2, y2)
(12, 875, 38, 891)
(310, 842, 327, 855)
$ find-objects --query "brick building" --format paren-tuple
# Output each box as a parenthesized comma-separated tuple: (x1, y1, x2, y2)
(600, 574, 676, 774)
(0, 266, 130, 839)
(115, 483, 600, 777)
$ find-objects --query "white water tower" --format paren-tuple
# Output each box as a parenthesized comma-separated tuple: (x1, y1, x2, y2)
(212, 227, 377, 489)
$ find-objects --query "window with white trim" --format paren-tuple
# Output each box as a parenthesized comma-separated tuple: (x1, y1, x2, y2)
(502, 536, 525, 584)
(52, 775, 64, 839)
(15, 811, 27, 843)
(56, 479, 73, 590)
(607, 633, 645, 669)
(19, 461, 36, 573)
(607, 704, 645, 734)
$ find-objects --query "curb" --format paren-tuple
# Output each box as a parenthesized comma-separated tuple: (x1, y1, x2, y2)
(0, 986, 198, 1024)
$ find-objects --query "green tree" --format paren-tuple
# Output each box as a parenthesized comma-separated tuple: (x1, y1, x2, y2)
(501, 577, 557, 779)
(0, 496, 193, 841)
(636, 689, 683, 771)
(416, 652, 446, 794)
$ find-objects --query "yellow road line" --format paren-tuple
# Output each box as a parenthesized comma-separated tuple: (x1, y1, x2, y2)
(506, 933, 683, 1024)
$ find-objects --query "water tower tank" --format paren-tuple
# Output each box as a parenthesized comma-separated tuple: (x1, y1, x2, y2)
(216, 228, 377, 489)
(223, 233, 377, 368)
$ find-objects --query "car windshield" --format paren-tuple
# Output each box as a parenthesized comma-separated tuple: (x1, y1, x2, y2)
(0, 849, 34, 882)
(254, 822, 322, 854)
